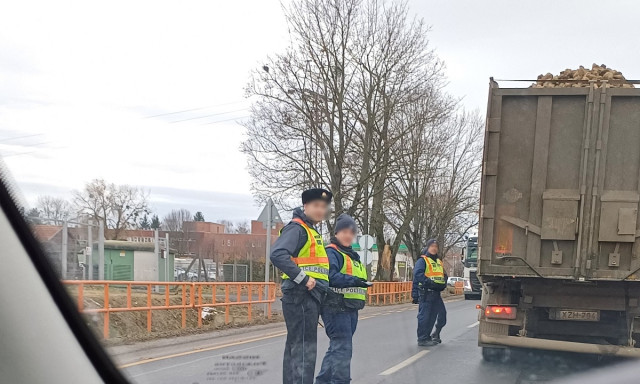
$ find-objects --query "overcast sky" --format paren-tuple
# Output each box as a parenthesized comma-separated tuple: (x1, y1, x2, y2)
(1, 0, 639, 222)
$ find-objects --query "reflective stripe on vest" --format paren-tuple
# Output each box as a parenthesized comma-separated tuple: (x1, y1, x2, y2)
(281, 218, 329, 282)
(326, 243, 367, 301)
(422, 255, 445, 285)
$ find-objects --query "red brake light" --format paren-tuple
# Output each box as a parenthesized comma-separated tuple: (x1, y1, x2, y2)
(484, 305, 516, 320)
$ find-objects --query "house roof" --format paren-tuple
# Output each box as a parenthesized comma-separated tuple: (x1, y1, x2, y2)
(32, 225, 62, 242)
(97, 240, 176, 254)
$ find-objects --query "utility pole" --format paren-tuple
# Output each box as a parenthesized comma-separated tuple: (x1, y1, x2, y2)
(258, 198, 281, 317)
(87, 221, 92, 280)
(98, 220, 105, 280)
(165, 233, 170, 283)
(264, 198, 272, 316)
(61, 221, 68, 279)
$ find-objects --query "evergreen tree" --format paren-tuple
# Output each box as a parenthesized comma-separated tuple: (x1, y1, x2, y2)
(150, 214, 161, 230)
(193, 211, 205, 222)
(139, 214, 151, 229)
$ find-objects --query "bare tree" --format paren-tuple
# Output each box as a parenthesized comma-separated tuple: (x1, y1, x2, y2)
(235, 221, 250, 234)
(73, 179, 150, 239)
(36, 195, 71, 224)
(403, 111, 483, 265)
(219, 220, 235, 234)
(243, 0, 453, 235)
(162, 209, 192, 232)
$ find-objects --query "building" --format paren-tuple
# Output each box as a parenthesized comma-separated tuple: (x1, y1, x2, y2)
(108, 220, 281, 281)
(358, 242, 415, 282)
(90, 241, 175, 281)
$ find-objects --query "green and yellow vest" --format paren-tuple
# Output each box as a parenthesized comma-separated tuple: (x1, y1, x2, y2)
(326, 243, 368, 301)
(421, 255, 445, 286)
(282, 218, 329, 282)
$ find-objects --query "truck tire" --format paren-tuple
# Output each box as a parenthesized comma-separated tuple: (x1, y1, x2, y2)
(482, 347, 507, 362)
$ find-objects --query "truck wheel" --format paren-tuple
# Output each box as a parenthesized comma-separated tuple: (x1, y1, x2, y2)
(482, 347, 507, 362)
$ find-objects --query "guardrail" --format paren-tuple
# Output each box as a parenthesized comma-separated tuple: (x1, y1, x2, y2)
(63, 280, 276, 339)
(367, 282, 413, 305)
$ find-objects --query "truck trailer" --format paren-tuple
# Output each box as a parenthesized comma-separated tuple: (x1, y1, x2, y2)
(477, 78, 640, 360)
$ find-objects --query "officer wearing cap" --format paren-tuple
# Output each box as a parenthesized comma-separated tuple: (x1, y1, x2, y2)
(270, 188, 332, 384)
(412, 239, 447, 346)
(316, 214, 371, 384)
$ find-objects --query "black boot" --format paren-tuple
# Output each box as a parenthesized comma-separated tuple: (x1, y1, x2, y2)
(418, 338, 438, 347)
(431, 327, 442, 344)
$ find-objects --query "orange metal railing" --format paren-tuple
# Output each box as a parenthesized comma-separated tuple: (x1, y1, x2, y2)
(454, 281, 464, 295)
(63, 280, 276, 339)
(367, 282, 413, 305)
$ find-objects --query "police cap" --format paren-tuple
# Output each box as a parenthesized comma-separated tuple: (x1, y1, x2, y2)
(302, 188, 332, 205)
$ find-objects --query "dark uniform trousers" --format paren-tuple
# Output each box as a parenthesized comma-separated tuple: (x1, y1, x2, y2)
(434, 293, 447, 331)
(417, 290, 445, 341)
(281, 288, 321, 384)
(315, 307, 359, 384)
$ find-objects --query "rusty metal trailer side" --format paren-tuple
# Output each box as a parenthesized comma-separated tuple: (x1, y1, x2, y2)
(477, 81, 640, 359)
(479, 83, 640, 281)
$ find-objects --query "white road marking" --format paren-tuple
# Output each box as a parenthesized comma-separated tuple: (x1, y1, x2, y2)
(129, 341, 281, 378)
(467, 321, 480, 328)
(378, 350, 430, 376)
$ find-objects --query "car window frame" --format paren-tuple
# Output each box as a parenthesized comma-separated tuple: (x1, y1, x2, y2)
(0, 176, 129, 384)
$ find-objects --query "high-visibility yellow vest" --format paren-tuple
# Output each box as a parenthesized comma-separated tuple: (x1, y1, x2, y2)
(281, 218, 329, 282)
(326, 243, 367, 301)
(422, 255, 445, 285)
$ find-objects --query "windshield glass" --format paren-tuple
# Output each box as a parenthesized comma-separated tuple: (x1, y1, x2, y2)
(467, 246, 478, 261)
(3, 0, 639, 383)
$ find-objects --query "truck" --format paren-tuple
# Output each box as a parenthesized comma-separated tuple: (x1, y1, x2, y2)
(477, 78, 640, 361)
(462, 234, 482, 300)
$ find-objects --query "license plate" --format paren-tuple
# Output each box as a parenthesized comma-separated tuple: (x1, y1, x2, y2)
(552, 309, 600, 322)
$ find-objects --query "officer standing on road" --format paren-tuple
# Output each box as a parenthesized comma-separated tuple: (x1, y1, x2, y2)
(270, 188, 332, 384)
(411, 239, 447, 346)
(316, 214, 371, 384)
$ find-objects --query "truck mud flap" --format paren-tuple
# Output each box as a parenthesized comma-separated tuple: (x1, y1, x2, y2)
(479, 334, 640, 358)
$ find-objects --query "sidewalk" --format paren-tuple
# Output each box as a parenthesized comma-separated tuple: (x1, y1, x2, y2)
(108, 295, 463, 366)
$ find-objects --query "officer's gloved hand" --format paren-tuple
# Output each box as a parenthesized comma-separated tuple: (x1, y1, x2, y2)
(356, 278, 372, 288)
(412, 298, 419, 304)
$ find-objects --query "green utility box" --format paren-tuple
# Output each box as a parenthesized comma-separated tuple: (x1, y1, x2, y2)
(92, 240, 175, 281)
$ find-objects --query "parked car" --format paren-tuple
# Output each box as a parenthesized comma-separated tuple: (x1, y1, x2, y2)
(447, 276, 463, 287)
(175, 268, 198, 282)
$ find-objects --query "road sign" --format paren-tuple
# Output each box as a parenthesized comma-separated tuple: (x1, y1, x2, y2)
(361, 249, 373, 266)
(258, 198, 282, 228)
(358, 235, 375, 250)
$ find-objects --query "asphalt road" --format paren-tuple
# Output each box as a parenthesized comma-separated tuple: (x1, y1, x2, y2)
(119, 300, 627, 384)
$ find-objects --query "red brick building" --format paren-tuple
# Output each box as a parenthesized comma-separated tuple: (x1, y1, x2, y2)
(112, 220, 284, 266)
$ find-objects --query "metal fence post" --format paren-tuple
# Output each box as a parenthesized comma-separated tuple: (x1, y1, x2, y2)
(87, 222, 93, 280)
(98, 220, 105, 280)
(61, 221, 68, 279)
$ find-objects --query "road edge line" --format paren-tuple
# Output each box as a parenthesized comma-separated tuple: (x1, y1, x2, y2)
(378, 350, 430, 376)
(119, 331, 287, 369)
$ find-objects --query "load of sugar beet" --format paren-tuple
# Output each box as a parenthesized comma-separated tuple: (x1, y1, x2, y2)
(531, 64, 634, 88)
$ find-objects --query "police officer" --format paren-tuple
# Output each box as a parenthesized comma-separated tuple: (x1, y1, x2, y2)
(316, 214, 371, 384)
(270, 188, 332, 384)
(411, 239, 447, 346)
